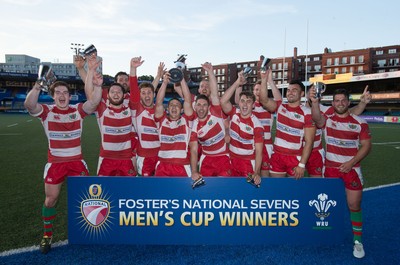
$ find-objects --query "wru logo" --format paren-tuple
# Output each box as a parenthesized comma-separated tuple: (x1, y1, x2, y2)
(309, 193, 337, 220)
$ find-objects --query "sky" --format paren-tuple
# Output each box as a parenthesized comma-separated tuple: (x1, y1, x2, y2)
(0, 0, 399, 77)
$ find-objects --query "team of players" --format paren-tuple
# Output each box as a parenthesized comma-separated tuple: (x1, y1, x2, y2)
(25, 55, 372, 258)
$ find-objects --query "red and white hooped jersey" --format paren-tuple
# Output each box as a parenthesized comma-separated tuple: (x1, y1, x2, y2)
(95, 102, 133, 159)
(274, 102, 314, 156)
(191, 104, 228, 156)
(253, 101, 274, 145)
(33, 103, 88, 163)
(323, 113, 371, 168)
(130, 76, 160, 157)
(226, 108, 264, 160)
(155, 113, 196, 165)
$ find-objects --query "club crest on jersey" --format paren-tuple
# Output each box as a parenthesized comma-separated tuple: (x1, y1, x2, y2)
(294, 113, 301, 119)
(208, 120, 214, 126)
(348, 124, 357, 130)
(309, 193, 337, 229)
(69, 113, 77, 120)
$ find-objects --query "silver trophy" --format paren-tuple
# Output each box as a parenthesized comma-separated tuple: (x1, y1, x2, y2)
(314, 82, 326, 99)
(246, 173, 260, 188)
(260, 56, 271, 73)
(37, 63, 57, 92)
(169, 54, 187, 83)
(192, 176, 205, 189)
(243, 66, 253, 78)
(71, 43, 102, 74)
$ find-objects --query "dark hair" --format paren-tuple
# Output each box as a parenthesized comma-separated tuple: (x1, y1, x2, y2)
(108, 82, 125, 94)
(139, 82, 155, 93)
(49, 81, 71, 97)
(168, 97, 183, 107)
(114, 71, 128, 81)
(333, 88, 350, 100)
(289, 79, 305, 91)
(239, 91, 256, 103)
(195, 94, 210, 105)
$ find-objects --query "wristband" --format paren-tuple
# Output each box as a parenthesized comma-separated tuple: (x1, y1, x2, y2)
(297, 163, 305, 168)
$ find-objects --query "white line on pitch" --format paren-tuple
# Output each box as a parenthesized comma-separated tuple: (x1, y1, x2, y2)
(6, 123, 18, 127)
(0, 240, 69, 257)
(372, 142, 400, 145)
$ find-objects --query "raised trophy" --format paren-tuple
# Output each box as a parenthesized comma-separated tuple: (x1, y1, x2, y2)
(314, 82, 326, 99)
(71, 43, 101, 74)
(260, 56, 271, 73)
(169, 54, 187, 83)
(243, 66, 253, 79)
(37, 63, 57, 92)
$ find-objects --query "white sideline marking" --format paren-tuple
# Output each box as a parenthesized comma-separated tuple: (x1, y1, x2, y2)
(363, 182, 400, 191)
(1, 182, 400, 257)
(6, 123, 18, 127)
(372, 142, 400, 145)
(0, 240, 68, 257)
(0, 133, 22, 136)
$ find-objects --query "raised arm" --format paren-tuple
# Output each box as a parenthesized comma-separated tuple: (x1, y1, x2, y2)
(155, 73, 169, 119)
(202, 62, 219, 105)
(178, 77, 193, 117)
(259, 69, 278, 112)
(73, 55, 87, 83)
(349, 85, 371, 115)
(309, 86, 326, 128)
(129, 57, 144, 103)
(234, 86, 243, 105)
(220, 71, 246, 114)
(82, 56, 103, 114)
(24, 82, 43, 115)
(129, 56, 144, 77)
(269, 70, 282, 101)
(151, 62, 166, 90)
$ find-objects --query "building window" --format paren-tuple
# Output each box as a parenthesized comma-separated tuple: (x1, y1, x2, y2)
(358, 66, 363, 73)
(334, 68, 339, 74)
(278, 63, 282, 70)
(388, 49, 396, 54)
(315, 65, 321, 71)
(313, 57, 320, 61)
(376, 50, 384, 55)
(272, 64, 276, 70)
(341, 67, 346, 73)
(327, 58, 332, 66)
(342, 57, 347, 64)
(349, 67, 354, 73)
(377, 59, 386, 67)
(358, 55, 364, 63)
(350, 56, 355, 64)
(334, 58, 339, 65)
(284, 62, 288, 69)
(326, 69, 331, 74)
